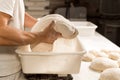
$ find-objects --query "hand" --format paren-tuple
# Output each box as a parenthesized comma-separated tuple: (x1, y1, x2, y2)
(31, 21, 62, 47)
(41, 21, 62, 43)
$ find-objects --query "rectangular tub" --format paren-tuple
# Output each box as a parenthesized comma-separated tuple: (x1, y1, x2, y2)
(16, 37, 86, 74)
(71, 21, 97, 36)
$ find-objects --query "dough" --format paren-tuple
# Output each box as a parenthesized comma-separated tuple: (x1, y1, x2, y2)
(99, 68, 120, 80)
(110, 50, 120, 53)
(32, 43, 53, 52)
(89, 57, 119, 72)
(117, 59, 120, 67)
(52, 38, 78, 53)
(17, 45, 31, 52)
(109, 52, 120, 60)
(82, 53, 95, 62)
(101, 49, 111, 55)
(89, 50, 108, 57)
(17, 37, 79, 53)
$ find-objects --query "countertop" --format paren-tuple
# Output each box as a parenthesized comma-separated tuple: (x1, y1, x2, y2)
(72, 32, 120, 80)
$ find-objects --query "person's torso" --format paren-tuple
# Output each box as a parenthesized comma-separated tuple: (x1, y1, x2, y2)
(9, 0, 25, 30)
(0, 0, 25, 76)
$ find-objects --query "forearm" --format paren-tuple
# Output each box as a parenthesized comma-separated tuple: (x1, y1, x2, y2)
(0, 25, 42, 45)
(0, 12, 59, 46)
(0, 12, 43, 46)
(24, 12, 37, 28)
(0, 37, 19, 46)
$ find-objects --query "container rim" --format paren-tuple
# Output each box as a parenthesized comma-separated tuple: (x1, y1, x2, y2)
(15, 49, 86, 56)
(15, 37, 86, 56)
(71, 21, 98, 28)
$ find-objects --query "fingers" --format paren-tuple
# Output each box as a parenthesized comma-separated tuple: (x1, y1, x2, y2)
(56, 32, 62, 37)
(46, 21, 55, 30)
(49, 21, 55, 28)
(35, 21, 61, 44)
(42, 21, 55, 34)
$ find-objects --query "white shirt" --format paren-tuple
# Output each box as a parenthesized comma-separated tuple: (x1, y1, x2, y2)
(0, 0, 25, 30)
(0, 0, 25, 76)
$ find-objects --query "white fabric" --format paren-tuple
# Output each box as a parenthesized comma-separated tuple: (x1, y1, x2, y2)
(0, 0, 25, 76)
(32, 43, 53, 52)
(31, 14, 78, 39)
(0, 0, 25, 30)
(0, 71, 26, 80)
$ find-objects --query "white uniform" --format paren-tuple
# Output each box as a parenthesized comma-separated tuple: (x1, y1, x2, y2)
(0, 0, 26, 79)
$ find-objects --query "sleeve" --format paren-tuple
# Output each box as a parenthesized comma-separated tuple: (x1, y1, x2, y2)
(0, 0, 15, 17)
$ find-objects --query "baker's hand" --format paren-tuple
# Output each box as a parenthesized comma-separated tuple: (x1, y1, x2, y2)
(32, 21, 62, 46)
(41, 21, 62, 43)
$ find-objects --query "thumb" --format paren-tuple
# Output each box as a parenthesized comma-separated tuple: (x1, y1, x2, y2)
(43, 20, 56, 34)
(46, 21, 55, 29)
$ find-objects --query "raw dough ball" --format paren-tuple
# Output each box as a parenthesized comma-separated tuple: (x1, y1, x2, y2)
(82, 53, 95, 62)
(110, 50, 120, 53)
(89, 57, 119, 72)
(101, 49, 111, 55)
(117, 59, 120, 67)
(109, 52, 120, 60)
(99, 68, 120, 80)
(32, 43, 53, 52)
(89, 50, 108, 57)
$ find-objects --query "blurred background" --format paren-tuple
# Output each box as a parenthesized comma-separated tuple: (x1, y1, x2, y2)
(24, 0, 120, 47)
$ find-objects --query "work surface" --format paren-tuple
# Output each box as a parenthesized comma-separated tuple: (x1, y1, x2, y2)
(72, 32, 120, 80)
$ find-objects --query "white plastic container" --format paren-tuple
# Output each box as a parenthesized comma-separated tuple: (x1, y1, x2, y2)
(71, 21, 97, 36)
(16, 38, 86, 74)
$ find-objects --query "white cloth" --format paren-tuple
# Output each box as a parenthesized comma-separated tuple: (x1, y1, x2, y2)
(31, 14, 78, 39)
(0, 0, 25, 76)
(0, 0, 25, 30)
(0, 71, 26, 80)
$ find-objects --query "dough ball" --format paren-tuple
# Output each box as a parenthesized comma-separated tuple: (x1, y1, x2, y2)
(110, 50, 120, 53)
(109, 52, 120, 60)
(89, 50, 108, 57)
(82, 53, 95, 62)
(101, 49, 111, 55)
(99, 68, 120, 80)
(117, 59, 120, 67)
(32, 43, 53, 52)
(89, 57, 119, 72)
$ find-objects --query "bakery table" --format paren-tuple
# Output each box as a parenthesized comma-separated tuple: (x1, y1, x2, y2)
(72, 32, 120, 80)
